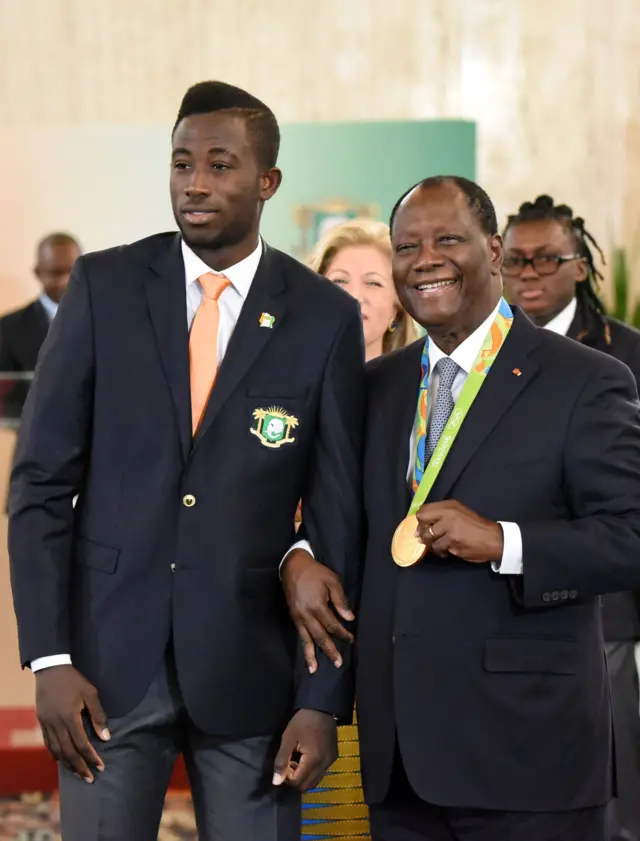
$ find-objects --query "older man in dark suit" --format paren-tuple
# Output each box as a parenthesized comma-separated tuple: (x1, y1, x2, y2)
(284, 176, 640, 841)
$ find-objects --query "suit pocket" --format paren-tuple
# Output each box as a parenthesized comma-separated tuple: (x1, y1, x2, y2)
(74, 535, 120, 574)
(484, 637, 577, 675)
(246, 384, 309, 400)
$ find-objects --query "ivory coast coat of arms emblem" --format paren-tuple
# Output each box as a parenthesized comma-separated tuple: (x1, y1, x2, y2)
(250, 406, 299, 448)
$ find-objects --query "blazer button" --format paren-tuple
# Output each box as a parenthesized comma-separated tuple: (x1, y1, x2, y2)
(569, 590, 577, 599)
(170, 563, 176, 572)
(183, 494, 196, 508)
(560, 590, 569, 600)
(542, 592, 551, 603)
(551, 591, 560, 601)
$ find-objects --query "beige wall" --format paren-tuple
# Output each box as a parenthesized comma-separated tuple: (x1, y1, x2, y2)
(1, 0, 639, 706)
(1, 0, 639, 265)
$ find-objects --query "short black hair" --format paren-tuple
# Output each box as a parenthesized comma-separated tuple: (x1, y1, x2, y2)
(504, 194, 610, 343)
(173, 81, 280, 169)
(36, 232, 81, 261)
(390, 175, 498, 236)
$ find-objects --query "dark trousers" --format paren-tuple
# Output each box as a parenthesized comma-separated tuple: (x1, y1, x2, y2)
(59, 646, 300, 841)
(369, 749, 608, 841)
(606, 641, 640, 841)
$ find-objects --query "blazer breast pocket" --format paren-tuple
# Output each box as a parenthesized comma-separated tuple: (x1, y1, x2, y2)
(484, 637, 578, 675)
(246, 384, 309, 400)
(73, 535, 120, 574)
(247, 391, 306, 451)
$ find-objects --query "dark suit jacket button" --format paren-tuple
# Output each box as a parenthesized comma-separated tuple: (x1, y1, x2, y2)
(551, 591, 560, 601)
(569, 590, 577, 599)
(542, 592, 551, 603)
(560, 590, 569, 600)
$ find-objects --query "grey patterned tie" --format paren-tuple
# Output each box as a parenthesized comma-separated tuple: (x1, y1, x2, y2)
(425, 357, 461, 463)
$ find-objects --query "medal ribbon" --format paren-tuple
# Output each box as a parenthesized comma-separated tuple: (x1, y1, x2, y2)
(409, 297, 514, 515)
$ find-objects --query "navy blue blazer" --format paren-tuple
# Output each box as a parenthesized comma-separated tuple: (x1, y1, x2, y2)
(9, 233, 365, 736)
(357, 309, 640, 811)
(567, 302, 640, 641)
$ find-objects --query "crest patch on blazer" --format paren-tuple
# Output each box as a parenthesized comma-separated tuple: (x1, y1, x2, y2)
(250, 406, 298, 448)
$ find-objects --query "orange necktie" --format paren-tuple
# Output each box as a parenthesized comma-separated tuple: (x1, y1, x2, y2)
(189, 272, 231, 435)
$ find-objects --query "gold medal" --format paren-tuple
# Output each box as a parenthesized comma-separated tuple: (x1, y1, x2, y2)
(391, 515, 426, 567)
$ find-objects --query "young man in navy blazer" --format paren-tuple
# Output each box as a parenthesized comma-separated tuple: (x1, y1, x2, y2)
(9, 81, 364, 841)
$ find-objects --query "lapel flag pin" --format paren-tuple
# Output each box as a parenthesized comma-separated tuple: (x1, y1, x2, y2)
(259, 312, 275, 329)
(512, 368, 522, 376)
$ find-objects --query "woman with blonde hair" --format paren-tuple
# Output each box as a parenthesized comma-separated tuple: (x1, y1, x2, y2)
(308, 218, 420, 361)
(300, 219, 418, 841)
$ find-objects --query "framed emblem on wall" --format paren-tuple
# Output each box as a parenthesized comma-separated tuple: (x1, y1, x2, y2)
(292, 199, 379, 258)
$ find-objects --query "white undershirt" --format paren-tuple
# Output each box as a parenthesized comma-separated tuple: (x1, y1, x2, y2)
(543, 298, 577, 336)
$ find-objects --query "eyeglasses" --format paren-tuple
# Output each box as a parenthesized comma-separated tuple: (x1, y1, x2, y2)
(502, 254, 582, 277)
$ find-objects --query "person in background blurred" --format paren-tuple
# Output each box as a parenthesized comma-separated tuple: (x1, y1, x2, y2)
(0, 232, 81, 373)
(308, 219, 421, 362)
(300, 218, 419, 840)
(503, 194, 640, 841)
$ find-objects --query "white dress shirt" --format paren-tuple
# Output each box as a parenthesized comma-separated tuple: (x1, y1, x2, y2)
(38, 293, 58, 321)
(408, 302, 523, 574)
(543, 298, 577, 336)
(31, 237, 311, 672)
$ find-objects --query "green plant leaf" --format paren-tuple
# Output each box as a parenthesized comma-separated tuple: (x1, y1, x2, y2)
(612, 246, 629, 322)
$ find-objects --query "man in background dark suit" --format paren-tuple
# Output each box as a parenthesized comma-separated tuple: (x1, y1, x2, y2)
(503, 194, 640, 841)
(285, 176, 640, 840)
(0, 233, 80, 421)
(0, 232, 80, 372)
(9, 82, 364, 841)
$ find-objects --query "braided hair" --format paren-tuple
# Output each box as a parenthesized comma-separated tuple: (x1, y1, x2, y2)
(503, 195, 610, 344)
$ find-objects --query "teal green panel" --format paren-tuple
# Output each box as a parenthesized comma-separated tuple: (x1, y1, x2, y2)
(261, 120, 476, 258)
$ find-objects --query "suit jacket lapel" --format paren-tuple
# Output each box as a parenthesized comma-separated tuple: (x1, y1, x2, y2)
(379, 342, 423, 519)
(428, 309, 541, 501)
(193, 244, 287, 449)
(145, 235, 191, 461)
(566, 304, 584, 342)
(31, 300, 51, 361)
(567, 301, 603, 349)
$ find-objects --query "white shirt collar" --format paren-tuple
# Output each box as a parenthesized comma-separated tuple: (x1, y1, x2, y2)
(542, 298, 577, 336)
(39, 293, 58, 320)
(428, 300, 502, 376)
(181, 237, 263, 300)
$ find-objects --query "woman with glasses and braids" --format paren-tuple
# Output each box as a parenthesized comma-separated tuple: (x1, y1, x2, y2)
(503, 194, 640, 841)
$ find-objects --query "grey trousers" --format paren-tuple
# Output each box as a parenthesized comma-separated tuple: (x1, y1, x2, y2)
(606, 641, 640, 841)
(58, 649, 301, 841)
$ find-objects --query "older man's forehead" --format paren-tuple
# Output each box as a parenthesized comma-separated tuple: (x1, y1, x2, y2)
(394, 184, 475, 231)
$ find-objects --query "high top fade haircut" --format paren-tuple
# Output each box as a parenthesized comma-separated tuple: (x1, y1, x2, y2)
(390, 176, 498, 237)
(504, 194, 610, 344)
(173, 81, 280, 170)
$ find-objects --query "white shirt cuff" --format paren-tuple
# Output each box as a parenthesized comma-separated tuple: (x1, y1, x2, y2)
(491, 522, 523, 574)
(279, 540, 314, 576)
(31, 654, 72, 672)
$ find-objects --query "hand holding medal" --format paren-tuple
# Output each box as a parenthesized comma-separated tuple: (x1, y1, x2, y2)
(414, 500, 504, 562)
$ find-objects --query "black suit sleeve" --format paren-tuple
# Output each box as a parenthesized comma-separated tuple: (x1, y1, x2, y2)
(0, 317, 19, 371)
(620, 338, 640, 396)
(294, 300, 365, 721)
(519, 359, 640, 608)
(8, 259, 94, 665)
